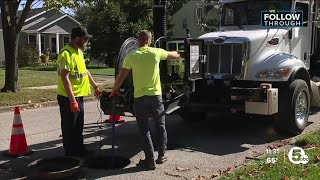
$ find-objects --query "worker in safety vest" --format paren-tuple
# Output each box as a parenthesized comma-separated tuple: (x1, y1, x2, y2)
(57, 26, 101, 157)
(110, 30, 181, 170)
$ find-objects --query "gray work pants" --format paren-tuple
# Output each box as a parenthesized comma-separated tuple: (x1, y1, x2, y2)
(133, 95, 167, 160)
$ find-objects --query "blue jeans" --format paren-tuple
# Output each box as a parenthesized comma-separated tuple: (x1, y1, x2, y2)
(57, 95, 85, 156)
(133, 95, 167, 160)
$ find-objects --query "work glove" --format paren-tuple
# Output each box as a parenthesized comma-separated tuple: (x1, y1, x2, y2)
(94, 87, 102, 97)
(109, 89, 121, 99)
(70, 101, 80, 112)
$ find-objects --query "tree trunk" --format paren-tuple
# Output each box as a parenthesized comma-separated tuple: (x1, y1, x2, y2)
(0, 0, 33, 92)
(1, 31, 20, 92)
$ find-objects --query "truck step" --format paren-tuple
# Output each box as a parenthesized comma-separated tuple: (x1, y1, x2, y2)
(311, 76, 320, 82)
(310, 80, 320, 107)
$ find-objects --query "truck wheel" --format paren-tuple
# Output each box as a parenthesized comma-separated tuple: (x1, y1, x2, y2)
(275, 79, 310, 135)
(177, 108, 207, 121)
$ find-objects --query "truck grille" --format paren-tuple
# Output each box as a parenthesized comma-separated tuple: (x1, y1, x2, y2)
(206, 43, 245, 76)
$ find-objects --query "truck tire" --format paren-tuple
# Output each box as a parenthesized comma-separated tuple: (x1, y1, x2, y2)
(275, 79, 310, 135)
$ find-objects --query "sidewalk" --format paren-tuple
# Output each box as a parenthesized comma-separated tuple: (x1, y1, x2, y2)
(24, 75, 114, 90)
(0, 75, 114, 113)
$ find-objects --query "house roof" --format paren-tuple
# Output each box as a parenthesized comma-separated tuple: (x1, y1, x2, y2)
(24, 8, 47, 20)
(0, 8, 47, 29)
(24, 13, 65, 31)
(0, 7, 81, 33)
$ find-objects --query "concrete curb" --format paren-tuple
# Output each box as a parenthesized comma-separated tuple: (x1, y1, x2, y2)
(0, 96, 98, 113)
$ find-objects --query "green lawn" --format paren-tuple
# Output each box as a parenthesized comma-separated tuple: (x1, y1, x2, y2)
(88, 68, 114, 76)
(0, 67, 114, 88)
(219, 130, 320, 179)
(0, 67, 114, 107)
(0, 89, 58, 107)
(0, 69, 57, 88)
(0, 84, 113, 107)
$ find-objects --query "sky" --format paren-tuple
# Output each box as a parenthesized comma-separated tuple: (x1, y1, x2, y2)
(18, 0, 74, 15)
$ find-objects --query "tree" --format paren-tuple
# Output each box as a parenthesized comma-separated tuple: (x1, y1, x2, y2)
(74, 0, 153, 67)
(0, 0, 93, 92)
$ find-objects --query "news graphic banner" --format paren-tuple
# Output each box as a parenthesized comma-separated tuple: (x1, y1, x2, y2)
(265, 146, 309, 165)
(261, 10, 303, 27)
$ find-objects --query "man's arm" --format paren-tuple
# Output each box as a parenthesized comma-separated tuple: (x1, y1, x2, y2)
(167, 51, 181, 59)
(112, 68, 131, 92)
(86, 70, 99, 89)
(60, 69, 76, 103)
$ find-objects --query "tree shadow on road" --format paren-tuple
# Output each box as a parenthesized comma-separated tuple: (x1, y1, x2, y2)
(165, 113, 294, 155)
(0, 112, 297, 179)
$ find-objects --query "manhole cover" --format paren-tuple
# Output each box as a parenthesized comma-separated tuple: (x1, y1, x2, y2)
(85, 155, 130, 170)
(28, 156, 82, 179)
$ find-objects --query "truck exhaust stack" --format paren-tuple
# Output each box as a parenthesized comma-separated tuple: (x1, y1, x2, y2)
(153, 0, 167, 40)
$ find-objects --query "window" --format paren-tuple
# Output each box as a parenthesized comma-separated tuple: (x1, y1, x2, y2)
(222, 0, 292, 26)
(28, 34, 36, 47)
(63, 36, 70, 46)
(51, 37, 57, 54)
(178, 43, 185, 51)
(41, 35, 45, 52)
(168, 43, 177, 51)
(295, 2, 309, 27)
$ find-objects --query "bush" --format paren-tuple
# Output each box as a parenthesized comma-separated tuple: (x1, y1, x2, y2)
(50, 53, 57, 61)
(40, 54, 46, 63)
(18, 45, 39, 67)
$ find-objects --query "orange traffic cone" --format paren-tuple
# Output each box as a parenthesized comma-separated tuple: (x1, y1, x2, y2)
(3, 107, 33, 157)
(105, 115, 125, 124)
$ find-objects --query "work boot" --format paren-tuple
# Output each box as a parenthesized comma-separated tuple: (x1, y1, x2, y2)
(156, 155, 168, 164)
(136, 159, 156, 170)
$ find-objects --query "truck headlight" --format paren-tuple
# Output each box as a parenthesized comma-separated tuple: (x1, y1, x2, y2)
(255, 68, 292, 79)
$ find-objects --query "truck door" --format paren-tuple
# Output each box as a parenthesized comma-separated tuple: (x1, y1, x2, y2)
(291, 1, 312, 68)
(184, 39, 206, 80)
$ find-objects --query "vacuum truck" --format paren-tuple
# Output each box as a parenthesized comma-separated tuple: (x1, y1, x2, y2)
(113, 0, 320, 135)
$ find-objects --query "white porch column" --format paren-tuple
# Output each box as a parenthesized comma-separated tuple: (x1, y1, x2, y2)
(56, 33, 60, 53)
(37, 33, 41, 57)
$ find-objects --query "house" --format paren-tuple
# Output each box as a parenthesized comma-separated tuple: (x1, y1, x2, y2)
(169, 0, 219, 39)
(0, 8, 82, 63)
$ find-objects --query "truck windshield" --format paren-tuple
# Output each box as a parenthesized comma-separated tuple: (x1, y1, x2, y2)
(222, 0, 292, 26)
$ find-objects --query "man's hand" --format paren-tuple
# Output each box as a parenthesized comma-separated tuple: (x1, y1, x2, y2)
(70, 101, 80, 112)
(94, 87, 102, 97)
(178, 52, 185, 58)
(109, 89, 121, 98)
(168, 51, 181, 59)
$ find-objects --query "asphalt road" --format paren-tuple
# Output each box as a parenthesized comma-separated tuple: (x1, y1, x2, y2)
(0, 101, 319, 180)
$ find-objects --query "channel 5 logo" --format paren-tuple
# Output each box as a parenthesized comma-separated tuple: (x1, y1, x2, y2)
(288, 147, 309, 164)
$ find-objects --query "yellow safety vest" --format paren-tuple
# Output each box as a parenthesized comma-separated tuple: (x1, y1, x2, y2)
(56, 44, 91, 97)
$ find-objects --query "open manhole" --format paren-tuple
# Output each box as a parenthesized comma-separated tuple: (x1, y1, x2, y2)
(85, 155, 130, 170)
(28, 156, 82, 179)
